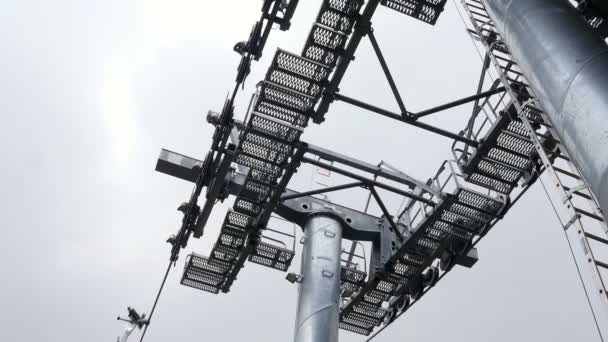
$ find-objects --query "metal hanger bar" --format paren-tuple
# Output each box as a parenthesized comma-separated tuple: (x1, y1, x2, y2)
(368, 28, 409, 117)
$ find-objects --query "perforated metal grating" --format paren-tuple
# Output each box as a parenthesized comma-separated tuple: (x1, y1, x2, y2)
(255, 99, 309, 127)
(468, 171, 514, 194)
(234, 198, 264, 217)
(181, 254, 231, 294)
(275, 50, 331, 83)
(341, 266, 367, 293)
(341, 311, 381, 331)
(339, 182, 507, 334)
(303, 24, 347, 67)
(236, 154, 284, 179)
(248, 241, 295, 271)
(242, 178, 273, 201)
(339, 322, 372, 336)
(259, 81, 316, 113)
(240, 133, 293, 165)
(212, 244, 241, 262)
(381, 0, 447, 25)
(249, 113, 303, 142)
(317, 0, 362, 33)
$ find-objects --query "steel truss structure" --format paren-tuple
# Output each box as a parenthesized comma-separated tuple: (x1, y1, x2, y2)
(141, 0, 608, 341)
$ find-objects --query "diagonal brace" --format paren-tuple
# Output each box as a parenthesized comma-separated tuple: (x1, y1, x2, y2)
(414, 86, 506, 118)
(368, 27, 410, 118)
(369, 185, 404, 241)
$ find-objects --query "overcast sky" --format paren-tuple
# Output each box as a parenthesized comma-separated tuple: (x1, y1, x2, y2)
(0, 1, 602, 341)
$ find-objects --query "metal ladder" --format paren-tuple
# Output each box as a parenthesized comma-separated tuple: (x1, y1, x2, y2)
(461, 0, 608, 338)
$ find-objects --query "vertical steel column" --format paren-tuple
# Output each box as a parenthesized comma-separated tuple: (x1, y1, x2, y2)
(294, 215, 343, 342)
(482, 0, 608, 220)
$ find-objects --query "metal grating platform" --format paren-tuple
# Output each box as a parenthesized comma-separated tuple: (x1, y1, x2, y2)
(339, 180, 507, 334)
(248, 112, 303, 143)
(381, 0, 447, 25)
(259, 81, 316, 114)
(317, 0, 363, 33)
(254, 98, 309, 127)
(266, 50, 331, 98)
(210, 211, 254, 263)
(340, 310, 383, 332)
(181, 254, 232, 294)
(248, 241, 295, 271)
(339, 321, 373, 336)
(234, 198, 264, 217)
(341, 266, 367, 294)
(240, 177, 273, 201)
(459, 109, 536, 194)
(239, 132, 294, 165)
(303, 24, 348, 68)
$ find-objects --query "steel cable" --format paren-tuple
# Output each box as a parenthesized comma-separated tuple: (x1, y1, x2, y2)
(138, 261, 173, 342)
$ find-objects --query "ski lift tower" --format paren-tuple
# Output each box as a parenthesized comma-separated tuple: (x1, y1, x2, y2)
(138, 0, 608, 341)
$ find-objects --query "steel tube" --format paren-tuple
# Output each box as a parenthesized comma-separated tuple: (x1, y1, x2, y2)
(482, 0, 608, 219)
(414, 86, 506, 118)
(294, 215, 343, 342)
(334, 93, 479, 147)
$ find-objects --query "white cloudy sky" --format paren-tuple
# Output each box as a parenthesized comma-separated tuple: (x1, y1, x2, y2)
(0, 1, 602, 341)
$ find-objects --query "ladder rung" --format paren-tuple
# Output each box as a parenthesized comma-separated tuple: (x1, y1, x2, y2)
(474, 18, 494, 27)
(595, 260, 608, 270)
(501, 67, 524, 77)
(553, 166, 581, 180)
(466, 2, 486, 12)
(507, 77, 529, 87)
(575, 208, 605, 222)
(467, 29, 481, 39)
(585, 232, 608, 245)
(479, 27, 496, 34)
(469, 9, 490, 20)
(543, 148, 570, 162)
(563, 186, 592, 200)
(493, 54, 515, 65)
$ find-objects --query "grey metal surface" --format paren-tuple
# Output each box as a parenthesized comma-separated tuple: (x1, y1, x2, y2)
(482, 0, 608, 220)
(294, 215, 343, 342)
(155, 149, 203, 183)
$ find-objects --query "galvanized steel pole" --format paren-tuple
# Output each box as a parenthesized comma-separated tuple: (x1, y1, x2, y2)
(482, 0, 608, 220)
(294, 214, 343, 342)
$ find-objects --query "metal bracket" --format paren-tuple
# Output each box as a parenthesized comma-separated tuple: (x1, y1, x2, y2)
(275, 189, 388, 241)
